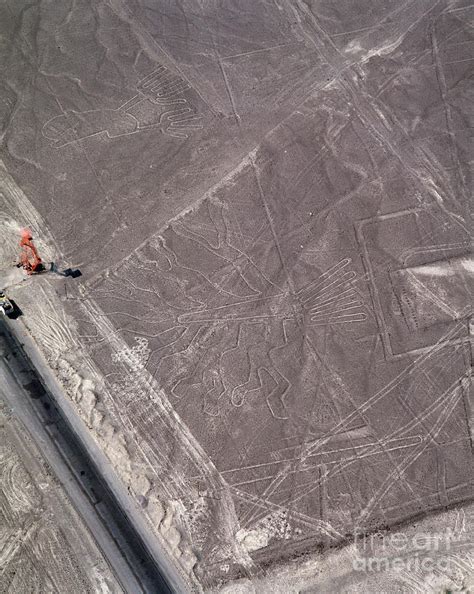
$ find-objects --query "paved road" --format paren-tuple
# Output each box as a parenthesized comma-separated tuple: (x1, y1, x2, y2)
(0, 319, 176, 594)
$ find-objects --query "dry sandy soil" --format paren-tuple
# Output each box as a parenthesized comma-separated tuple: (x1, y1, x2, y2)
(0, 0, 473, 592)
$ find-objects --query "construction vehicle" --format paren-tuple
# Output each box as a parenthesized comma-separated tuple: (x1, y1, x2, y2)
(19, 228, 44, 275)
(0, 291, 14, 317)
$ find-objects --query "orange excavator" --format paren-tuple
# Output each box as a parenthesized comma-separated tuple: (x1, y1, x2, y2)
(19, 228, 44, 275)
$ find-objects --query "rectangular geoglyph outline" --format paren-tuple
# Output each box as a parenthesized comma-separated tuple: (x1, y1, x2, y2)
(355, 208, 471, 360)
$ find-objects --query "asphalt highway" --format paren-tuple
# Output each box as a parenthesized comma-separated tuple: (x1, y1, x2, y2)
(0, 318, 175, 594)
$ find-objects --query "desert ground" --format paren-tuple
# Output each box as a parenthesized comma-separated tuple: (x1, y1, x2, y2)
(0, 0, 472, 592)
